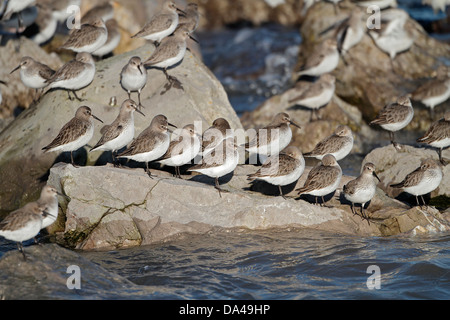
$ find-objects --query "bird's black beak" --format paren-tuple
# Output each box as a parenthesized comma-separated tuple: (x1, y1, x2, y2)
(373, 171, 381, 182)
(290, 120, 301, 129)
(138, 64, 143, 75)
(10, 65, 20, 74)
(168, 122, 177, 128)
(176, 7, 186, 15)
(92, 114, 104, 123)
(189, 35, 199, 43)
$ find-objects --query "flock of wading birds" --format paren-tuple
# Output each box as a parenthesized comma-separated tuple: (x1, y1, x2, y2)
(0, 0, 449, 260)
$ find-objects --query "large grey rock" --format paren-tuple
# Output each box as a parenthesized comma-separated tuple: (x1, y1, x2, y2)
(0, 42, 241, 213)
(46, 162, 450, 251)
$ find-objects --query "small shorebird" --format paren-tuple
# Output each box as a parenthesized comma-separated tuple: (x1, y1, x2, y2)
(304, 125, 354, 161)
(92, 19, 121, 58)
(370, 95, 414, 150)
(117, 114, 176, 177)
(120, 56, 147, 108)
(243, 112, 301, 164)
(90, 99, 145, 165)
(143, 25, 197, 88)
(201, 118, 233, 156)
(342, 162, 380, 223)
(178, 2, 200, 34)
(36, 185, 61, 231)
(60, 18, 108, 53)
(247, 146, 305, 199)
(30, 4, 57, 45)
(42, 106, 103, 166)
(336, 7, 365, 56)
(390, 159, 443, 207)
(131, 0, 185, 47)
(296, 38, 339, 78)
(417, 111, 450, 165)
(188, 137, 239, 197)
(288, 74, 335, 121)
(45, 52, 96, 101)
(0, 202, 46, 261)
(158, 124, 201, 178)
(80, 1, 116, 24)
(410, 65, 450, 119)
(0, 0, 36, 32)
(10, 56, 55, 103)
(296, 154, 342, 205)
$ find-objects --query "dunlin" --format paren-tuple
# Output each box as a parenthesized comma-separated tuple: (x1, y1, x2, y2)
(43, 0, 81, 23)
(370, 95, 414, 150)
(45, 52, 96, 101)
(36, 185, 60, 230)
(368, 16, 413, 61)
(158, 124, 201, 178)
(336, 7, 365, 56)
(248, 146, 305, 199)
(178, 3, 200, 34)
(390, 158, 443, 207)
(188, 137, 239, 197)
(131, 0, 184, 47)
(201, 118, 232, 156)
(243, 112, 301, 163)
(417, 111, 450, 165)
(60, 18, 108, 53)
(90, 99, 145, 164)
(0, 202, 45, 260)
(296, 154, 342, 205)
(304, 125, 354, 161)
(10, 56, 55, 102)
(296, 38, 339, 78)
(288, 74, 335, 121)
(0, 0, 36, 30)
(117, 114, 176, 176)
(410, 65, 450, 119)
(92, 19, 121, 58)
(81, 1, 116, 24)
(342, 162, 380, 222)
(42, 106, 103, 166)
(143, 25, 196, 87)
(120, 56, 148, 108)
(30, 4, 57, 45)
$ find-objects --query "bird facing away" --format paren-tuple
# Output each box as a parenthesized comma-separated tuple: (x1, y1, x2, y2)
(410, 65, 450, 120)
(131, 0, 185, 46)
(120, 56, 148, 108)
(417, 111, 450, 165)
(247, 146, 305, 199)
(36, 185, 61, 231)
(390, 158, 443, 207)
(92, 19, 122, 58)
(45, 52, 96, 101)
(201, 118, 233, 156)
(90, 99, 145, 165)
(288, 73, 336, 121)
(304, 125, 354, 161)
(243, 112, 301, 164)
(188, 137, 239, 198)
(60, 18, 108, 53)
(296, 38, 339, 77)
(10, 56, 55, 103)
(0, 202, 46, 261)
(296, 154, 342, 205)
(42, 106, 103, 166)
(342, 162, 380, 223)
(370, 95, 414, 150)
(117, 114, 176, 177)
(158, 124, 201, 178)
(177, 2, 200, 34)
(143, 25, 196, 88)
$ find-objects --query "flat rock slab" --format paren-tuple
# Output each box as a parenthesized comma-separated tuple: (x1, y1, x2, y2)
(47, 161, 450, 250)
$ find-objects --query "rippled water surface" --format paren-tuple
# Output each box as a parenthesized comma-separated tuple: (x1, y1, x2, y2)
(80, 229, 450, 299)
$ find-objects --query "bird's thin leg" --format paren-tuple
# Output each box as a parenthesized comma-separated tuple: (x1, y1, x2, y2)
(279, 185, 287, 200)
(214, 177, 222, 198)
(17, 242, 27, 261)
(72, 90, 83, 101)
